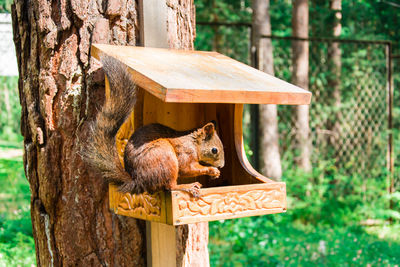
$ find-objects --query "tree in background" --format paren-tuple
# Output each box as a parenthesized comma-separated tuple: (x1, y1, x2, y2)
(328, 0, 342, 144)
(252, 0, 282, 180)
(12, 0, 197, 265)
(292, 0, 312, 172)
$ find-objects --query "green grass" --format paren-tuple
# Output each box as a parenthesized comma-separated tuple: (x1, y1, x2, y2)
(209, 164, 400, 266)
(0, 77, 22, 144)
(209, 217, 400, 266)
(1, 144, 399, 266)
(0, 145, 36, 266)
(0, 140, 23, 150)
(0, 144, 399, 266)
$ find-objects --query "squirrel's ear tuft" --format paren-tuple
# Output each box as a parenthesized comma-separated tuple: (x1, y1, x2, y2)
(203, 122, 215, 137)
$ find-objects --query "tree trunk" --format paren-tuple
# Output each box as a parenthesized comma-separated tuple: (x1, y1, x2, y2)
(252, 0, 282, 180)
(12, 0, 196, 265)
(292, 0, 312, 172)
(328, 0, 342, 144)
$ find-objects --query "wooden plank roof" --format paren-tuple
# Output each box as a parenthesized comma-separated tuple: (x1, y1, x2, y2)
(92, 44, 311, 105)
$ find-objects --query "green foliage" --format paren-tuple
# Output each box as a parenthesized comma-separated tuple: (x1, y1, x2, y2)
(210, 218, 400, 266)
(0, 231, 36, 266)
(286, 165, 395, 225)
(209, 161, 400, 266)
(195, 0, 400, 265)
(270, 0, 292, 36)
(195, 0, 252, 64)
(0, 154, 35, 266)
(0, 0, 12, 13)
(196, 0, 251, 23)
(0, 76, 22, 143)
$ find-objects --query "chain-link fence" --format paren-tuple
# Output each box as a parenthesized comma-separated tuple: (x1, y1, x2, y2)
(196, 23, 394, 179)
(196, 21, 252, 64)
(392, 54, 400, 190)
(265, 36, 392, 177)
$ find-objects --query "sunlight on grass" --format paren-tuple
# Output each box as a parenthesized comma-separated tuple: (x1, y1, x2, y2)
(365, 224, 400, 242)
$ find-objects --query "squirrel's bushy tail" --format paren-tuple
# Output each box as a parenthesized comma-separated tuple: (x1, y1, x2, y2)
(83, 56, 136, 186)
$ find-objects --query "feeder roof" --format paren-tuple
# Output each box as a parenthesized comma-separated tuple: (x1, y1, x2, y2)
(92, 44, 311, 105)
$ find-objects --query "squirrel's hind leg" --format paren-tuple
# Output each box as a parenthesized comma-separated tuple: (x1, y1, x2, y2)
(169, 182, 203, 198)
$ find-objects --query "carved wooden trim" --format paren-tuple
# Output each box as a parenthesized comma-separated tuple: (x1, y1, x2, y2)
(170, 183, 286, 225)
(109, 185, 166, 223)
(109, 181, 286, 225)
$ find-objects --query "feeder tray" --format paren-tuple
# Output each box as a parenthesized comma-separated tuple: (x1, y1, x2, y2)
(92, 44, 311, 225)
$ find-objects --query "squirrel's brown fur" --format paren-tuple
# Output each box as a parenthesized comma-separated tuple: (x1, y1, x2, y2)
(83, 56, 225, 197)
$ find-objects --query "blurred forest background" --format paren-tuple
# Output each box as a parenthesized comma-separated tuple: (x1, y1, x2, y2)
(1, 0, 400, 266)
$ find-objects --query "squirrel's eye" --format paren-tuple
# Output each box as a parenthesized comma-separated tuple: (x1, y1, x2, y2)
(211, 147, 218, 154)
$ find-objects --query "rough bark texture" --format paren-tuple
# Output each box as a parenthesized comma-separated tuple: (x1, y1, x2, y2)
(252, 0, 282, 180)
(166, 0, 195, 50)
(328, 0, 342, 143)
(12, 0, 196, 265)
(176, 222, 209, 267)
(292, 0, 312, 172)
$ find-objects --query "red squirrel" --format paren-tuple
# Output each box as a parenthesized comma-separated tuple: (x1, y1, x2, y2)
(83, 56, 225, 197)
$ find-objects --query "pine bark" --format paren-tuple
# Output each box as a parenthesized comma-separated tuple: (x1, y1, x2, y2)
(252, 0, 282, 180)
(292, 0, 312, 172)
(12, 0, 196, 265)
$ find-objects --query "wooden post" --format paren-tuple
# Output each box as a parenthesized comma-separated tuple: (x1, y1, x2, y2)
(146, 221, 177, 266)
(138, 1, 209, 266)
(138, 1, 176, 266)
(139, 0, 168, 48)
(139, 0, 177, 267)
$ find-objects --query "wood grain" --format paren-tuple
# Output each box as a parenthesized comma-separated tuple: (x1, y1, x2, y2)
(234, 104, 274, 184)
(146, 221, 176, 267)
(91, 44, 312, 105)
(170, 183, 286, 225)
(139, 0, 168, 48)
(109, 184, 166, 223)
(109, 181, 286, 226)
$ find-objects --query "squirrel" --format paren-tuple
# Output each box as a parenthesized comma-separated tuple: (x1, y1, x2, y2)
(83, 56, 225, 197)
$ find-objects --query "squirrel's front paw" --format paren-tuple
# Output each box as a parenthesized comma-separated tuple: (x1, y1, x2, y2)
(208, 167, 220, 179)
(189, 182, 202, 198)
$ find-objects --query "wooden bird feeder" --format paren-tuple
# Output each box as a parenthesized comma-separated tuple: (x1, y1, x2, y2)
(92, 44, 311, 225)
